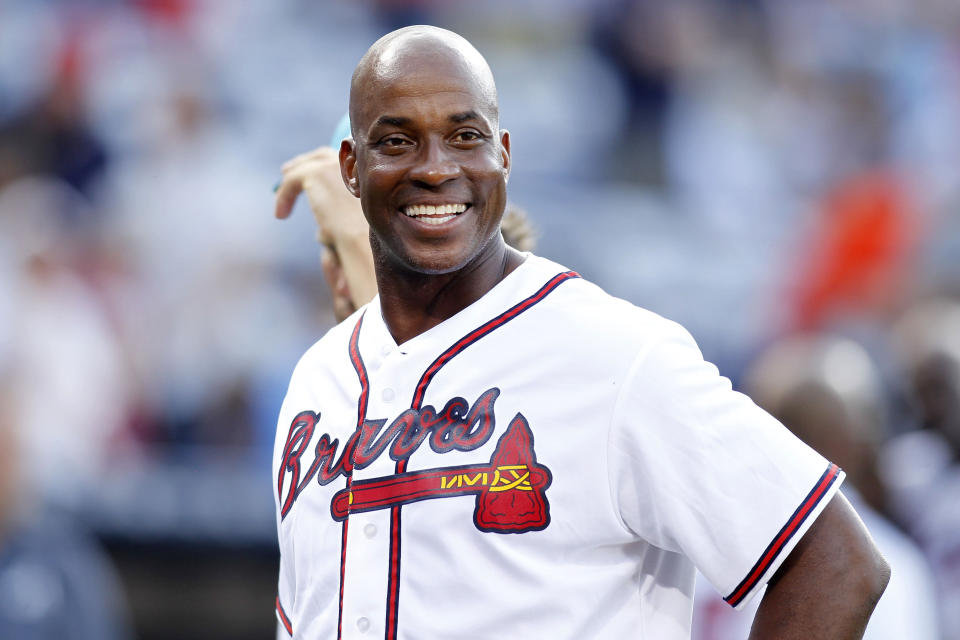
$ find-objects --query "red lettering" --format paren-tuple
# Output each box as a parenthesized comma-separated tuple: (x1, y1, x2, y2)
(454, 388, 498, 448)
(389, 411, 427, 460)
(278, 411, 319, 519)
(281, 388, 502, 520)
(318, 429, 360, 484)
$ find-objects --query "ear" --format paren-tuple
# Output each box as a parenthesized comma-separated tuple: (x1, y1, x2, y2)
(340, 137, 360, 197)
(499, 129, 511, 184)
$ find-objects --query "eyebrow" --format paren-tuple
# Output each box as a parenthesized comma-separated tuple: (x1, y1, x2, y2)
(372, 111, 484, 129)
(374, 115, 412, 128)
(449, 111, 481, 124)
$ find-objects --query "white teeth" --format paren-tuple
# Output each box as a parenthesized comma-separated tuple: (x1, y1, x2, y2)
(419, 214, 456, 225)
(402, 203, 468, 218)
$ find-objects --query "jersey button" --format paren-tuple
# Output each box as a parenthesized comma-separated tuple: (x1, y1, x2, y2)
(380, 344, 392, 356)
(382, 387, 395, 402)
(364, 523, 377, 538)
(357, 617, 370, 633)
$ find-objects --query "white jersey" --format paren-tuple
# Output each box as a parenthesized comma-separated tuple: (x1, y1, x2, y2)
(273, 254, 843, 640)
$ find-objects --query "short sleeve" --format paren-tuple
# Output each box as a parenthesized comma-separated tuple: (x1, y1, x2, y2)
(607, 322, 844, 608)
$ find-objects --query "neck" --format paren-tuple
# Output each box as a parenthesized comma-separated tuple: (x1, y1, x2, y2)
(375, 241, 525, 345)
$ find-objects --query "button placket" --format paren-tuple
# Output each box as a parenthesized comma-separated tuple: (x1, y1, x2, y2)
(341, 512, 388, 639)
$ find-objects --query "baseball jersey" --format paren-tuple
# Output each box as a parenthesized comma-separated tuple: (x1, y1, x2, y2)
(273, 254, 844, 640)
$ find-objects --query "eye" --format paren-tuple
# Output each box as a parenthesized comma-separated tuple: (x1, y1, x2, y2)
(451, 130, 485, 146)
(383, 136, 408, 146)
(375, 134, 414, 152)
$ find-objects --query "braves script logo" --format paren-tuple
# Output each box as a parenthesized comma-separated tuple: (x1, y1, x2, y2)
(277, 387, 552, 533)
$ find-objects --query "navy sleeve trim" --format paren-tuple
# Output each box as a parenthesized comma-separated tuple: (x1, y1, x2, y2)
(724, 463, 842, 607)
(276, 595, 293, 636)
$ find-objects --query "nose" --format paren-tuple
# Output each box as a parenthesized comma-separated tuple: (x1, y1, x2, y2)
(408, 137, 461, 187)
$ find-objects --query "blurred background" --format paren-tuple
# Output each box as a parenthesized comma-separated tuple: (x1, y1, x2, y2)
(1, 0, 959, 638)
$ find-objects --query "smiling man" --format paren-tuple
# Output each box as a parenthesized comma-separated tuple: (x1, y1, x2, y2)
(272, 26, 888, 640)
(341, 26, 522, 343)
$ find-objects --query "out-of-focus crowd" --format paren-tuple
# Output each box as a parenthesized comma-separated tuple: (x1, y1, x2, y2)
(1, 0, 959, 638)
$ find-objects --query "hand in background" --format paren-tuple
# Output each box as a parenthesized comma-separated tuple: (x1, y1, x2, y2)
(274, 146, 377, 321)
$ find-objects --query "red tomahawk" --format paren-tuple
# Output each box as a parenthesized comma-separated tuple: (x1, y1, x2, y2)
(330, 413, 552, 533)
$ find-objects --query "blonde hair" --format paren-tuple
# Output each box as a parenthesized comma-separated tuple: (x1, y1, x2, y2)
(500, 204, 536, 252)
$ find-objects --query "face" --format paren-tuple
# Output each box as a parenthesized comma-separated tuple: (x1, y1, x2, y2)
(342, 52, 511, 275)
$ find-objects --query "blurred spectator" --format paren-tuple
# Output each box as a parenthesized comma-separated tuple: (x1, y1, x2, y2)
(1, 177, 133, 509)
(0, 365, 132, 640)
(889, 299, 960, 458)
(882, 298, 960, 638)
(591, 0, 683, 184)
(788, 170, 917, 331)
(98, 68, 317, 456)
(693, 335, 940, 639)
(0, 32, 108, 211)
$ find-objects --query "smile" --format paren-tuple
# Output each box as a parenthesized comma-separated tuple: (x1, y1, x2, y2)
(402, 203, 468, 225)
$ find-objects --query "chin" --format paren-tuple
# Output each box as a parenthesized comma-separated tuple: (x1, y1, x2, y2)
(375, 226, 501, 277)
(401, 250, 473, 276)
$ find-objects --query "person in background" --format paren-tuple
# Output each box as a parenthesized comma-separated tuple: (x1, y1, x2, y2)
(882, 298, 960, 638)
(693, 335, 940, 640)
(0, 367, 132, 640)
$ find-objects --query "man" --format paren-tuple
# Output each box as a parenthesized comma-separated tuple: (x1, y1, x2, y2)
(272, 26, 888, 639)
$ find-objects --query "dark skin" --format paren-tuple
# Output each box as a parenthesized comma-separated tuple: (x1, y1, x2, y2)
(341, 28, 523, 345)
(340, 25, 889, 637)
(751, 494, 889, 638)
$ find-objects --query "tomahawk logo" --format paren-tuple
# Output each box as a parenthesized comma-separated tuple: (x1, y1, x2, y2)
(331, 413, 552, 533)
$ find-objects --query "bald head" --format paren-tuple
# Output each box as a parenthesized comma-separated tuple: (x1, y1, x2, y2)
(349, 26, 499, 142)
